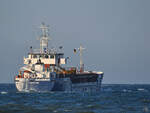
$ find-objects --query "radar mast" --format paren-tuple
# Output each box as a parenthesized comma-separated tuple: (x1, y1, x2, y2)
(79, 45, 85, 72)
(39, 22, 50, 53)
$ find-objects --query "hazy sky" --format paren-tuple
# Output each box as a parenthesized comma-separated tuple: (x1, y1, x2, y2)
(0, 0, 150, 84)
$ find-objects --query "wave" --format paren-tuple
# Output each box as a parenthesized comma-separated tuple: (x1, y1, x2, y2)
(137, 88, 145, 91)
(122, 89, 132, 92)
(0, 91, 8, 94)
(102, 88, 113, 92)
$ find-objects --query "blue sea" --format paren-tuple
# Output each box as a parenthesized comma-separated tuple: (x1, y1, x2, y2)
(0, 84, 150, 113)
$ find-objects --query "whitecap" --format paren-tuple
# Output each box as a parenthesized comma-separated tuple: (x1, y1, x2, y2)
(138, 88, 148, 92)
(143, 106, 149, 112)
(87, 104, 93, 107)
(122, 89, 127, 92)
(103, 88, 113, 92)
(137, 88, 145, 91)
(122, 89, 132, 92)
(64, 109, 72, 112)
(0, 91, 8, 94)
(53, 110, 57, 113)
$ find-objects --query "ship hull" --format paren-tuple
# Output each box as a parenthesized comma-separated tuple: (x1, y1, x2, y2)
(15, 73, 103, 92)
(15, 78, 55, 92)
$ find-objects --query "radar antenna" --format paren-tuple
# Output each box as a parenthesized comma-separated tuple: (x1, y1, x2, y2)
(39, 22, 50, 53)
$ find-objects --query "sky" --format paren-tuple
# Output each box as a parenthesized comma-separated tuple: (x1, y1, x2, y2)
(0, 0, 150, 84)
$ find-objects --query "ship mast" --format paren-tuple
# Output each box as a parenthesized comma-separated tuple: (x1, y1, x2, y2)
(79, 45, 85, 72)
(39, 22, 49, 53)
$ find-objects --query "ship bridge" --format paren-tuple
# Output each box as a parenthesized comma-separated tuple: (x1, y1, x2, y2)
(24, 52, 65, 65)
(24, 23, 66, 65)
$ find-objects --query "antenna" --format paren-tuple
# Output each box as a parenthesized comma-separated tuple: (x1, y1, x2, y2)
(78, 44, 85, 72)
(40, 22, 49, 37)
(39, 22, 50, 53)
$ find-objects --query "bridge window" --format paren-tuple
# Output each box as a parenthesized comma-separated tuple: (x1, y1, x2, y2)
(33, 55, 37, 58)
(50, 55, 54, 59)
(45, 55, 49, 58)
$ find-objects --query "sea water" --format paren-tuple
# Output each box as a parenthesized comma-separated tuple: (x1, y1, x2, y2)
(0, 84, 150, 113)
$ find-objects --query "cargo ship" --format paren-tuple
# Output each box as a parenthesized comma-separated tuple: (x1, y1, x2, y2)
(15, 23, 104, 92)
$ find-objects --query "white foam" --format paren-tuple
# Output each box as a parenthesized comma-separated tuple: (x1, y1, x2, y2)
(143, 106, 149, 112)
(0, 91, 7, 94)
(123, 89, 127, 92)
(137, 88, 145, 91)
(137, 88, 148, 92)
(64, 109, 72, 112)
(122, 89, 132, 92)
(87, 104, 93, 107)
